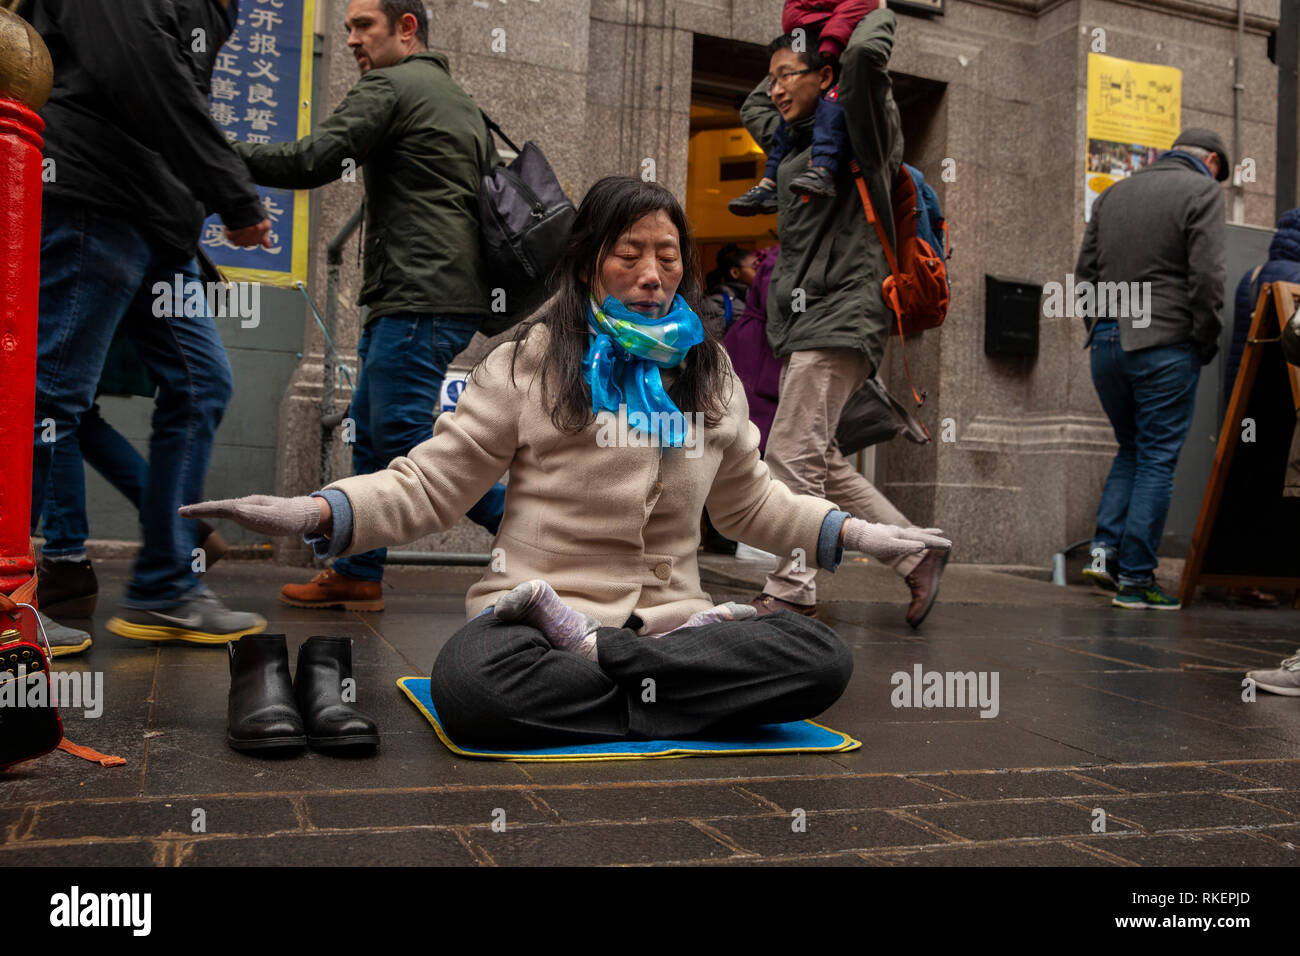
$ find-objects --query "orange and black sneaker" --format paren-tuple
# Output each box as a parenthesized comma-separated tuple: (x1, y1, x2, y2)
(279, 569, 384, 612)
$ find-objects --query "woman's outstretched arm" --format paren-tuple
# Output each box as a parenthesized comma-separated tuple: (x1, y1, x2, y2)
(180, 339, 524, 555)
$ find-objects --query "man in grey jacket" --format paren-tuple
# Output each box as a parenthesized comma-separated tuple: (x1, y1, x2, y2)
(1076, 128, 1228, 610)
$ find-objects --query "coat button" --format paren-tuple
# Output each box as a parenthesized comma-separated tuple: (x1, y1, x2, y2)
(654, 562, 672, 580)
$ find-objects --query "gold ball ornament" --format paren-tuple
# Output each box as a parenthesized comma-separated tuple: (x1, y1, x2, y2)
(0, 7, 52, 111)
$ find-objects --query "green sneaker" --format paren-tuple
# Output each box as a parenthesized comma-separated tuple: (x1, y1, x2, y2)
(1113, 584, 1181, 611)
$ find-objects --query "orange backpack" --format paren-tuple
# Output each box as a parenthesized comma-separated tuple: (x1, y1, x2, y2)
(850, 160, 951, 404)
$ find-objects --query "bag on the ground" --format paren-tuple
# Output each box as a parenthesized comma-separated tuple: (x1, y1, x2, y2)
(477, 111, 576, 337)
(835, 372, 931, 456)
(0, 585, 63, 770)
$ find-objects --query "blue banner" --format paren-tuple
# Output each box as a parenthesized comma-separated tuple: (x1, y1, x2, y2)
(201, 0, 315, 285)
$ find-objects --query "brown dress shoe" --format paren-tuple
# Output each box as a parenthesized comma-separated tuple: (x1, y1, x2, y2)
(279, 569, 384, 611)
(904, 549, 949, 629)
(750, 592, 818, 619)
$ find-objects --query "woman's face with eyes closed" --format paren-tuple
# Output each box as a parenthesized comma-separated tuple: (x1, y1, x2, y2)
(589, 210, 684, 320)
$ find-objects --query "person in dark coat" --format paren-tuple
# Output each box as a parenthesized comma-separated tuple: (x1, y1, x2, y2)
(23, 0, 271, 649)
(1227, 208, 1300, 396)
(1218, 208, 1300, 607)
(1076, 128, 1229, 610)
(699, 244, 758, 339)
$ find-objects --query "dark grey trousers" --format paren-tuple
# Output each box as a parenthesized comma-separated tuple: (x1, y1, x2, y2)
(429, 609, 854, 747)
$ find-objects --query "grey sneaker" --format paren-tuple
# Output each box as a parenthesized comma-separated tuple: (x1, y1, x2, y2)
(37, 611, 93, 658)
(107, 592, 266, 645)
(728, 182, 778, 216)
(789, 165, 838, 198)
(1247, 651, 1300, 696)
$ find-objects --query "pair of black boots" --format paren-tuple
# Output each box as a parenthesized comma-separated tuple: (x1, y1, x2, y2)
(227, 634, 378, 753)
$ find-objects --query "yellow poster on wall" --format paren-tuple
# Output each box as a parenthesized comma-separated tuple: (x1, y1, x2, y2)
(1085, 53, 1181, 220)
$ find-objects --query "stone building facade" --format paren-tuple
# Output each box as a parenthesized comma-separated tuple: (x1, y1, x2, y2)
(269, 0, 1283, 567)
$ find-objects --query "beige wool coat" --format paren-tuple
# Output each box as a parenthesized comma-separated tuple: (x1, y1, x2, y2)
(323, 324, 838, 635)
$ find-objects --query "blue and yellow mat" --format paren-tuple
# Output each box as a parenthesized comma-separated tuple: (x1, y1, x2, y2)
(397, 677, 861, 762)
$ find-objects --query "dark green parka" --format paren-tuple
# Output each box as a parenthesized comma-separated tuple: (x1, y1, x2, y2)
(740, 9, 903, 366)
(236, 51, 496, 325)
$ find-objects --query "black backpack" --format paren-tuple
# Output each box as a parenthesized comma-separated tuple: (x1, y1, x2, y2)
(477, 111, 575, 336)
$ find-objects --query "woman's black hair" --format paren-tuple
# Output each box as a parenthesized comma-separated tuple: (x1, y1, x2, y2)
(490, 176, 731, 434)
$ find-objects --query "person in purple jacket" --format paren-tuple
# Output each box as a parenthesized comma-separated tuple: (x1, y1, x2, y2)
(723, 245, 784, 454)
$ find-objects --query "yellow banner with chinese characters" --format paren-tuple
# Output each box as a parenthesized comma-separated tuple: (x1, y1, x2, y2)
(1084, 53, 1182, 220)
(201, 0, 316, 286)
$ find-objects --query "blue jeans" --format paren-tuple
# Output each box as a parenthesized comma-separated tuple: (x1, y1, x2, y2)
(41, 403, 150, 557)
(332, 314, 507, 583)
(31, 199, 232, 608)
(1089, 325, 1200, 586)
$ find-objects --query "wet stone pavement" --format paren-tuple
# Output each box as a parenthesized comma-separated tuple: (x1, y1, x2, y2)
(4, 558, 1299, 867)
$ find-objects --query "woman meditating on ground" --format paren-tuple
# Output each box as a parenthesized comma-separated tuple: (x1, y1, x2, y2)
(184, 176, 949, 747)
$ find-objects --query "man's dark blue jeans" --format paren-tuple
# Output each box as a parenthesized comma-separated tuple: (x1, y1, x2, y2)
(1089, 323, 1201, 587)
(41, 404, 150, 557)
(332, 314, 507, 583)
(31, 199, 231, 608)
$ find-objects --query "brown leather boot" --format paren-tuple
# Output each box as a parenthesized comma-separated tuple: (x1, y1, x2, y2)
(279, 569, 384, 611)
(904, 549, 949, 629)
(750, 592, 818, 619)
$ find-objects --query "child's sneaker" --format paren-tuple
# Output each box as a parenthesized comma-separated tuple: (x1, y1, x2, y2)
(790, 166, 837, 198)
(729, 181, 778, 216)
(1246, 651, 1300, 696)
(1112, 584, 1181, 611)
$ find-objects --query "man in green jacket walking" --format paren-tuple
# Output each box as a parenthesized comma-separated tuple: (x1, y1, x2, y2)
(235, 0, 505, 611)
(740, 8, 950, 628)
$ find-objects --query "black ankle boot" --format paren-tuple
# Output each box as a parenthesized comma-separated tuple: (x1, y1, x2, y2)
(295, 636, 379, 751)
(227, 635, 306, 752)
(37, 555, 98, 618)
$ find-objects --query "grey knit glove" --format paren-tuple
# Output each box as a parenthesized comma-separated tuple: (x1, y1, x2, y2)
(179, 495, 324, 536)
(841, 518, 951, 562)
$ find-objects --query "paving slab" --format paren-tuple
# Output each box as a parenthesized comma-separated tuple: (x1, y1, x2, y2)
(462, 820, 735, 865)
(8, 557, 1299, 867)
(1097, 830, 1300, 866)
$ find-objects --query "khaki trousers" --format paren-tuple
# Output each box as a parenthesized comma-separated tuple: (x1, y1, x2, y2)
(762, 348, 921, 605)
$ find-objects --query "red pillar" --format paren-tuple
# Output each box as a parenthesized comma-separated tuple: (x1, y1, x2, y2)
(0, 9, 51, 598)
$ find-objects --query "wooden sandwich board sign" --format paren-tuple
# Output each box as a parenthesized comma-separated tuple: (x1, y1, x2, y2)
(1178, 281, 1300, 605)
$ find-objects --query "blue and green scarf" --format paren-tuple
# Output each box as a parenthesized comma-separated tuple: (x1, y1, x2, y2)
(583, 294, 705, 447)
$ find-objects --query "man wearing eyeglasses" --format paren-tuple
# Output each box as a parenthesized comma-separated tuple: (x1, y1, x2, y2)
(740, 7, 951, 628)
